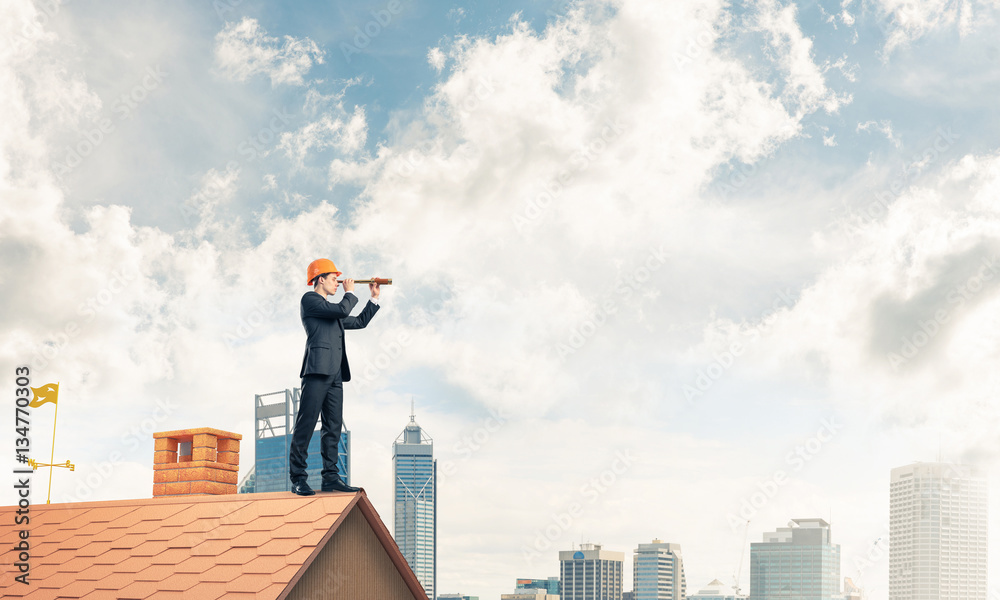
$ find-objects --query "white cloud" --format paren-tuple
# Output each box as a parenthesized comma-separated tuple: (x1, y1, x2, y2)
(875, 0, 1000, 56)
(857, 119, 900, 147)
(753, 0, 851, 117)
(428, 46, 447, 72)
(213, 17, 324, 86)
(278, 107, 368, 168)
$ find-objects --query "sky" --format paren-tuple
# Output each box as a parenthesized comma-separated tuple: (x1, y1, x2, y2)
(3, 0, 1000, 597)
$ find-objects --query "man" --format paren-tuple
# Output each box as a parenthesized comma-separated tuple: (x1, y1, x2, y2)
(291, 258, 381, 496)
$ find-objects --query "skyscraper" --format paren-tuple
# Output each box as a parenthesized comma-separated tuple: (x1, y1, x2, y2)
(749, 518, 840, 600)
(889, 462, 988, 600)
(393, 408, 436, 599)
(559, 543, 625, 600)
(633, 539, 686, 600)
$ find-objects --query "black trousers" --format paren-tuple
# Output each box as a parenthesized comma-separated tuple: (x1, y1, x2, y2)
(289, 373, 344, 484)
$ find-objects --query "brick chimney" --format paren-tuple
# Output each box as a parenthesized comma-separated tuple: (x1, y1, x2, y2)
(153, 427, 242, 497)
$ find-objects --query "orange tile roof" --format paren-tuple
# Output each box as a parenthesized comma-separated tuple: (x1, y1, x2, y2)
(0, 490, 425, 600)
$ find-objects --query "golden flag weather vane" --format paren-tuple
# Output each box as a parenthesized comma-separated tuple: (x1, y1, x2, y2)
(28, 383, 74, 504)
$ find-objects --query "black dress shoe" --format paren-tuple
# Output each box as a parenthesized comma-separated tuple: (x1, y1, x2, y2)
(321, 478, 360, 493)
(291, 480, 316, 496)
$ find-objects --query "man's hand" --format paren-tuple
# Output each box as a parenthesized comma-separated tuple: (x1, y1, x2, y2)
(343, 278, 355, 292)
(369, 277, 380, 299)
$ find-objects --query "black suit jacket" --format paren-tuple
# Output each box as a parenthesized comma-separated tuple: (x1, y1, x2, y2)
(299, 291, 380, 381)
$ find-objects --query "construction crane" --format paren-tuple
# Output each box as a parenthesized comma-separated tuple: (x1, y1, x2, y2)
(851, 536, 883, 600)
(733, 520, 750, 597)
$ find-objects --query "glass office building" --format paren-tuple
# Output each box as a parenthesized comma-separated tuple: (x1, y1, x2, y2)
(244, 388, 350, 493)
(889, 462, 988, 600)
(633, 540, 685, 600)
(394, 410, 436, 599)
(516, 578, 561, 594)
(559, 543, 625, 600)
(749, 518, 840, 600)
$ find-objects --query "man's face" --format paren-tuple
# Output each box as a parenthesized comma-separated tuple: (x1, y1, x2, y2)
(319, 274, 339, 295)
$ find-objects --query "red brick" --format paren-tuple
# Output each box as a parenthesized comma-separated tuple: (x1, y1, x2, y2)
(177, 467, 212, 483)
(178, 455, 192, 463)
(154, 451, 177, 465)
(192, 433, 217, 449)
(217, 438, 240, 453)
(192, 447, 217, 462)
(212, 482, 236, 495)
(217, 451, 239, 466)
(153, 483, 166, 496)
(215, 470, 237, 485)
(164, 482, 191, 495)
(189, 481, 211, 495)
(154, 438, 179, 452)
(154, 470, 178, 484)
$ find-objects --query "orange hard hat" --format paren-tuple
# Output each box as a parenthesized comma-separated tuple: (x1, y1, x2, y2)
(307, 258, 341, 285)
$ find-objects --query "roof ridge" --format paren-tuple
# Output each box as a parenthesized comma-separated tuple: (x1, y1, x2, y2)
(0, 490, 358, 512)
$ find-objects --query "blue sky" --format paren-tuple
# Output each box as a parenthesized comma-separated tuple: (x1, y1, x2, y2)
(4, 0, 1000, 598)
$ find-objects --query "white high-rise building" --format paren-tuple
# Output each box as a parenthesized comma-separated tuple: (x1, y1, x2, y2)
(633, 540, 686, 600)
(560, 543, 625, 600)
(394, 409, 436, 599)
(889, 462, 988, 600)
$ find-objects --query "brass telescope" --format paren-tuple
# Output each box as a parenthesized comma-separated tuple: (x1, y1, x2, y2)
(337, 277, 392, 285)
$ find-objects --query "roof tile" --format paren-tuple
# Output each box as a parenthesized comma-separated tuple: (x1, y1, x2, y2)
(270, 564, 301, 584)
(37, 548, 79, 565)
(89, 526, 130, 543)
(185, 581, 230, 599)
(283, 546, 315, 565)
(256, 537, 306, 557)
(190, 538, 235, 556)
(242, 515, 286, 531)
(93, 572, 138, 590)
(86, 506, 140, 523)
(144, 524, 186, 542)
(50, 578, 100, 597)
(201, 523, 246, 541)
(215, 546, 260, 565)
(173, 556, 215, 574)
(228, 530, 276, 548)
(75, 540, 113, 557)
(133, 564, 174, 583)
(154, 505, 203, 528)
(115, 580, 161, 599)
(130, 539, 172, 557)
(72, 563, 116, 581)
(90, 548, 132, 565)
(225, 574, 275, 593)
(149, 547, 195, 566)
(239, 555, 284, 575)
(157, 572, 202, 591)
(283, 503, 327, 523)
(200, 564, 246, 583)
(298, 529, 328, 546)
(268, 522, 317, 539)
(110, 555, 154, 574)
(256, 582, 291, 599)
(55, 556, 98, 574)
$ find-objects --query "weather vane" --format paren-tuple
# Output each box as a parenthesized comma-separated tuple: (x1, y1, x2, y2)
(27, 382, 74, 504)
